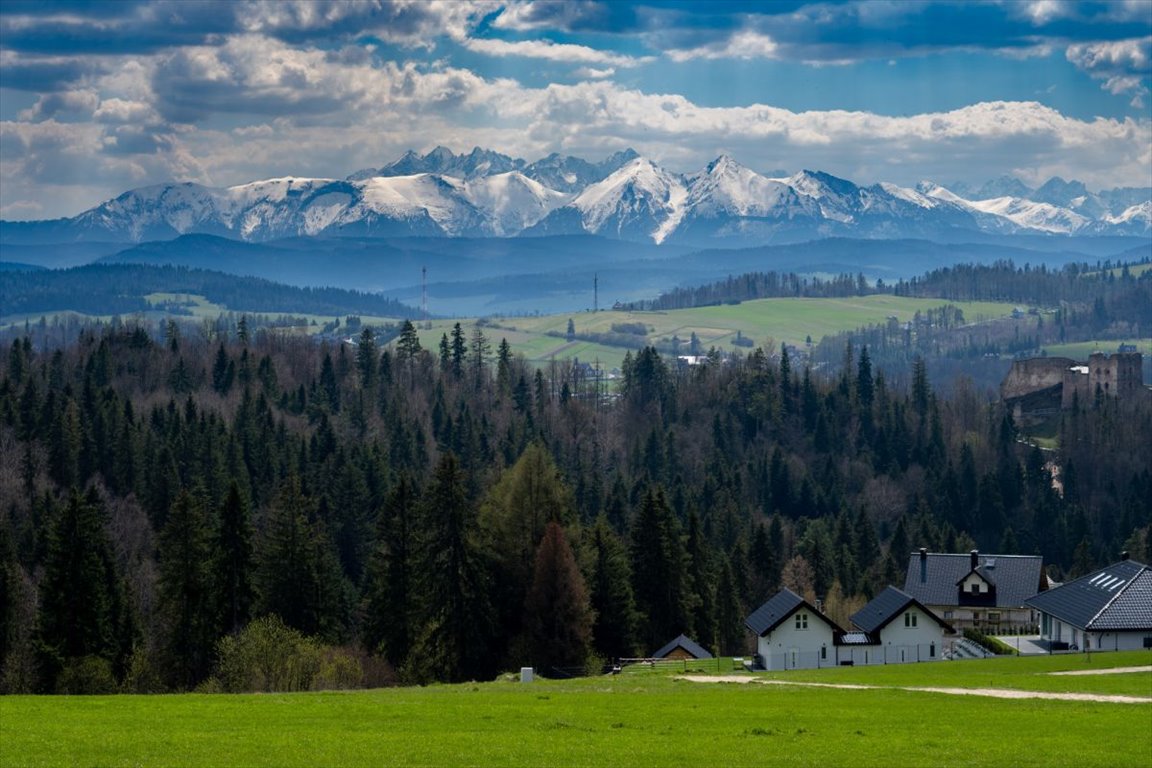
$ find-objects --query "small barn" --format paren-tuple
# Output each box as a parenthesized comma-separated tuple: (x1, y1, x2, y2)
(651, 634, 713, 661)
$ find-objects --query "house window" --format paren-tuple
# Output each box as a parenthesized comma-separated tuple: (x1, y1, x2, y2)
(904, 612, 917, 628)
(988, 612, 1001, 622)
(821, 645, 827, 660)
(943, 611, 953, 620)
(795, 613, 808, 630)
(930, 642, 936, 658)
(970, 583, 980, 594)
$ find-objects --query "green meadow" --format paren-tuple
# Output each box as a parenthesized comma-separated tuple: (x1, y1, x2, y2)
(2, 652, 1148, 768)
(1041, 338, 1152, 360)
(470, 295, 1018, 369)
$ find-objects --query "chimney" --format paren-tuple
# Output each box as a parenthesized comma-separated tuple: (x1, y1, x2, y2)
(970, 549, 979, 570)
(1120, 550, 1130, 561)
(919, 548, 928, 583)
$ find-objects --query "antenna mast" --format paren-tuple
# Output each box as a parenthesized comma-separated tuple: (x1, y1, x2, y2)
(593, 273, 599, 313)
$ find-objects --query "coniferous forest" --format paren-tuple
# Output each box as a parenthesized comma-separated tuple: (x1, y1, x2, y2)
(0, 311, 1149, 694)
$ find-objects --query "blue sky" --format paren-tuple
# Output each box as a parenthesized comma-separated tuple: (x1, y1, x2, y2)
(1, 0, 1149, 220)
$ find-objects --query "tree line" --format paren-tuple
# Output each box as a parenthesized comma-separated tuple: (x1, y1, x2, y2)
(0, 316, 1148, 692)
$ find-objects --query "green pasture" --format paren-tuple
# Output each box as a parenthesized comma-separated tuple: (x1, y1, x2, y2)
(1041, 338, 1151, 359)
(468, 296, 1019, 369)
(2, 652, 1148, 767)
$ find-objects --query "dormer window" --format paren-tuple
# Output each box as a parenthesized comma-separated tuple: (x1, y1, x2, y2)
(970, 583, 980, 594)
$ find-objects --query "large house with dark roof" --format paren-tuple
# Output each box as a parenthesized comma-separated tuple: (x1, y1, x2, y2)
(1026, 556, 1152, 652)
(903, 548, 1049, 632)
(745, 587, 952, 670)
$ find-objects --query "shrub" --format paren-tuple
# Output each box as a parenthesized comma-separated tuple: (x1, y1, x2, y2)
(213, 616, 369, 693)
(56, 656, 118, 695)
(610, 322, 649, 336)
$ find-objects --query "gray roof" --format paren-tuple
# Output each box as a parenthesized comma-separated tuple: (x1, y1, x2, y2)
(1026, 560, 1152, 631)
(904, 551, 1045, 608)
(744, 588, 843, 636)
(850, 586, 952, 635)
(651, 634, 713, 659)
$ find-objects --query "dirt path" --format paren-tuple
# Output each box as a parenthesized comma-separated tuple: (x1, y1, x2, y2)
(1048, 665, 1152, 676)
(678, 675, 1152, 704)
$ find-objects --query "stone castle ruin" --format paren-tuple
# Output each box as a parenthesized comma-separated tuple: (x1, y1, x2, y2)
(1001, 351, 1145, 415)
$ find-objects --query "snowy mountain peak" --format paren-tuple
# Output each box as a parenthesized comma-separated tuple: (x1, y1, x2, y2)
(7, 148, 1148, 246)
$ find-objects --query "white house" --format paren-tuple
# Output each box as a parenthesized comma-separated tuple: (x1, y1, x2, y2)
(1026, 556, 1152, 652)
(844, 586, 953, 665)
(745, 588, 842, 670)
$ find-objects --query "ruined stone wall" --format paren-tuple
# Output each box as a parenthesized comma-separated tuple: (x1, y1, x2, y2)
(1087, 352, 1144, 398)
(1001, 357, 1075, 401)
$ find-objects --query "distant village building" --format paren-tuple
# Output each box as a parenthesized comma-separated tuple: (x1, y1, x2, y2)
(1001, 351, 1145, 416)
(744, 587, 952, 670)
(902, 549, 1049, 632)
(1026, 555, 1152, 652)
(650, 634, 713, 661)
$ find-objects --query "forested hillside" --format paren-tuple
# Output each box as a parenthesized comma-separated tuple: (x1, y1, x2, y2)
(0, 317, 1148, 693)
(0, 264, 421, 321)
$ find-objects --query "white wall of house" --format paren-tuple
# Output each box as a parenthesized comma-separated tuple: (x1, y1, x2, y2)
(1040, 612, 1152, 651)
(959, 573, 990, 595)
(756, 609, 837, 670)
(878, 607, 945, 647)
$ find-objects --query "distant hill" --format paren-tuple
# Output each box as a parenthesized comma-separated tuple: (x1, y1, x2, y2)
(0, 263, 421, 321)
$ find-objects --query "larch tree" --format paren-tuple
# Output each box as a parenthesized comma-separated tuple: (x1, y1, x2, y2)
(520, 522, 593, 671)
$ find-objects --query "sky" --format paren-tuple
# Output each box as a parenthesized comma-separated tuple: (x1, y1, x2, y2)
(1, 0, 1150, 221)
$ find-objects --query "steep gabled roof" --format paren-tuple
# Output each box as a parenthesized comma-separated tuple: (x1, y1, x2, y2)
(1026, 560, 1152, 631)
(904, 552, 1044, 608)
(851, 586, 953, 634)
(651, 634, 713, 659)
(744, 588, 844, 636)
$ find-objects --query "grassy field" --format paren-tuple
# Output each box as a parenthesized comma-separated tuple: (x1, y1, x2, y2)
(1040, 338, 1152, 359)
(2, 652, 1148, 767)
(472, 295, 1018, 370)
(4, 291, 1017, 371)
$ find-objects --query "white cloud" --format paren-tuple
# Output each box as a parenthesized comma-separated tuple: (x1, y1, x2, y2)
(573, 66, 615, 80)
(666, 30, 780, 62)
(1066, 37, 1151, 103)
(463, 37, 649, 67)
(17, 89, 100, 121)
(490, 1, 609, 32)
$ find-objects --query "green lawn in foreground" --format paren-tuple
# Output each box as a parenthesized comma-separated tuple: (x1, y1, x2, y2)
(2, 652, 1148, 768)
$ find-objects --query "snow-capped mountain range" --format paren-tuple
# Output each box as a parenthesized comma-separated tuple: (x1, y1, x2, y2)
(4, 147, 1149, 247)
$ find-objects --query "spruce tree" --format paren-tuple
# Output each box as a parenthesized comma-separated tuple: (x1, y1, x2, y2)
(37, 489, 120, 690)
(407, 453, 494, 683)
(216, 481, 254, 636)
(629, 486, 690, 652)
(157, 489, 217, 689)
(363, 475, 418, 665)
(587, 515, 638, 660)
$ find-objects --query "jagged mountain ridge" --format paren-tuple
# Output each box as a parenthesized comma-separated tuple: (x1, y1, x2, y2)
(2, 147, 1149, 247)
